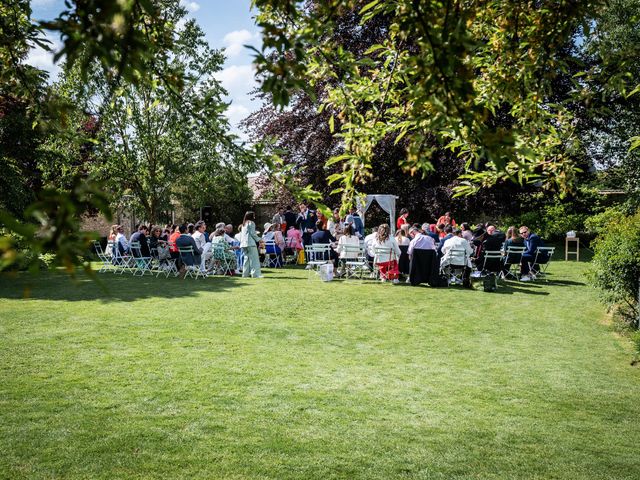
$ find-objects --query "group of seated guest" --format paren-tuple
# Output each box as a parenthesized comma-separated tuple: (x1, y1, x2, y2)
(108, 219, 240, 276)
(389, 209, 551, 285)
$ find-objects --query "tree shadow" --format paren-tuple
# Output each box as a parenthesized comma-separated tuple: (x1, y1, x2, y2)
(0, 270, 247, 303)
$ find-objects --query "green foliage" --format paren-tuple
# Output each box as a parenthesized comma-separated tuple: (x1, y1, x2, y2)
(584, 205, 631, 235)
(51, 8, 257, 224)
(588, 210, 640, 327)
(252, 0, 610, 207)
(0, 178, 111, 274)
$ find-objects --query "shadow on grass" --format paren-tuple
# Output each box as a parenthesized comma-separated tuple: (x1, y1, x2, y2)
(0, 270, 247, 303)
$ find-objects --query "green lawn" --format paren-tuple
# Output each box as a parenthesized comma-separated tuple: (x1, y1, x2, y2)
(1, 259, 639, 479)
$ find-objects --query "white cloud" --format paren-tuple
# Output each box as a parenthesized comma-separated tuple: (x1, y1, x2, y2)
(214, 64, 257, 98)
(222, 29, 258, 58)
(180, 0, 200, 13)
(25, 34, 62, 82)
(225, 103, 250, 126)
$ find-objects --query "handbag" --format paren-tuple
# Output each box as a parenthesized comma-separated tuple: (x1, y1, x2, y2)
(157, 244, 171, 260)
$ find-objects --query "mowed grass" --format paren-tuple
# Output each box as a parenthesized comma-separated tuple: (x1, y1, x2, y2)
(1, 259, 639, 479)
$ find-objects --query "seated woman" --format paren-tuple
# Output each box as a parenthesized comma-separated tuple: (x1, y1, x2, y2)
(334, 224, 361, 276)
(262, 222, 285, 267)
(503, 226, 524, 250)
(373, 224, 402, 283)
(336, 224, 360, 259)
(285, 225, 304, 262)
(327, 208, 344, 239)
(210, 227, 238, 274)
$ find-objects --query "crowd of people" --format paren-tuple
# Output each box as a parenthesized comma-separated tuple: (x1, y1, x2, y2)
(105, 204, 550, 285)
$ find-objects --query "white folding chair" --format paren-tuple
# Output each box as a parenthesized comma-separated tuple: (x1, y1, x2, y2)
(478, 250, 503, 290)
(208, 242, 234, 275)
(441, 248, 467, 285)
(93, 241, 113, 273)
(373, 246, 396, 281)
(178, 246, 206, 279)
(262, 240, 283, 268)
(305, 244, 330, 277)
(112, 243, 133, 274)
(502, 246, 526, 280)
(529, 246, 555, 281)
(342, 244, 370, 279)
(130, 241, 153, 276)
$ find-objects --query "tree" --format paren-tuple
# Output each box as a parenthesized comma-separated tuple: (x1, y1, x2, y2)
(252, 0, 617, 210)
(1, 1, 257, 272)
(246, 2, 603, 221)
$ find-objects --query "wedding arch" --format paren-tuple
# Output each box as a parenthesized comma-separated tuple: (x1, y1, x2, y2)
(355, 194, 399, 233)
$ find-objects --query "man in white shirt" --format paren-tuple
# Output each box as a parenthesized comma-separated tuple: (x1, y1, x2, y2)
(115, 226, 129, 256)
(407, 226, 436, 255)
(192, 220, 211, 271)
(440, 229, 473, 288)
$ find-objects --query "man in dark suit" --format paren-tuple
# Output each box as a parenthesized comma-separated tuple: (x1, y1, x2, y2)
(130, 224, 151, 257)
(175, 224, 203, 269)
(283, 205, 298, 237)
(519, 226, 546, 281)
(296, 203, 317, 246)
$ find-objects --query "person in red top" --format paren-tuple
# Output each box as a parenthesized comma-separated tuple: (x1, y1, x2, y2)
(169, 226, 181, 253)
(396, 208, 409, 230)
(436, 211, 456, 228)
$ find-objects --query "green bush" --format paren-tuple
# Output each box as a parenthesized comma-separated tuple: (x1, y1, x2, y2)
(588, 210, 640, 328)
(0, 229, 55, 272)
(501, 204, 587, 240)
(584, 205, 632, 235)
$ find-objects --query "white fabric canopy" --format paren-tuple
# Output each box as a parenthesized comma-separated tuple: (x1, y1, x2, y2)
(355, 194, 399, 233)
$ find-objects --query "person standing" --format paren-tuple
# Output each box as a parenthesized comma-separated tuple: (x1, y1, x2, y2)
(240, 211, 263, 278)
(283, 205, 298, 237)
(296, 203, 317, 246)
(437, 211, 456, 228)
(345, 206, 365, 238)
(271, 207, 285, 230)
(396, 208, 410, 230)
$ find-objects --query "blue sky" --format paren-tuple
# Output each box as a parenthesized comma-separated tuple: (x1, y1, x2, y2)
(28, 0, 260, 134)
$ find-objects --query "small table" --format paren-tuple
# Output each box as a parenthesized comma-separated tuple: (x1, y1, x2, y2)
(565, 237, 579, 261)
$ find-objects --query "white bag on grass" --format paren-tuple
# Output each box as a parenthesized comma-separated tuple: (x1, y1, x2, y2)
(319, 263, 334, 282)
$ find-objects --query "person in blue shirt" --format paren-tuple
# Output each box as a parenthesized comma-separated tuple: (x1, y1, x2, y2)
(345, 206, 365, 238)
(519, 226, 547, 281)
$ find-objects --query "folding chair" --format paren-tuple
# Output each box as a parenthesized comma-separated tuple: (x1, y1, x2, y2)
(440, 248, 468, 286)
(112, 242, 133, 274)
(502, 246, 526, 281)
(373, 246, 398, 282)
(529, 246, 555, 281)
(478, 250, 503, 290)
(93, 241, 113, 273)
(130, 241, 153, 276)
(342, 244, 370, 279)
(208, 242, 234, 275)
(283, 237, 298, 265)
(262, 240, 283, 268)
(305, 244, 331, 277)
(178, 246, 206, 279)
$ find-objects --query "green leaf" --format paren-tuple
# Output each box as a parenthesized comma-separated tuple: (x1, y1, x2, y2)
(359, 0, 380, 15)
